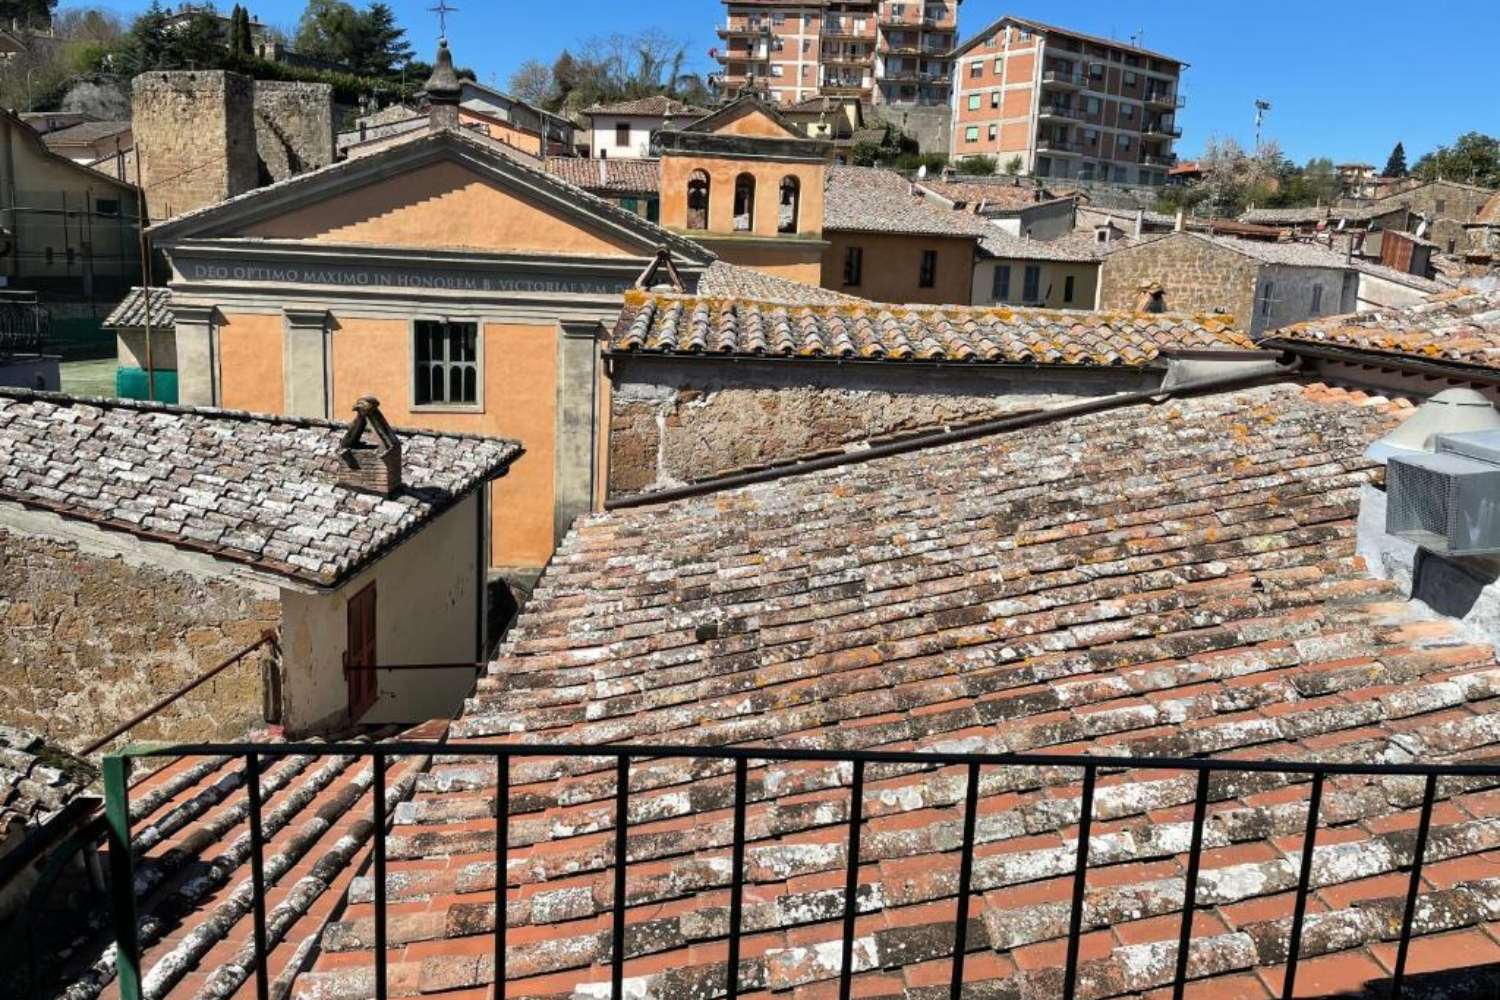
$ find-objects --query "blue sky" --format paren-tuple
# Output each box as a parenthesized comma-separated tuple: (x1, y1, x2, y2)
(80, 0, 1497, 165)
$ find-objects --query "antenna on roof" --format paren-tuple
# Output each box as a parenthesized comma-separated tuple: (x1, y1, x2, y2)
(1253, 99, 1272, 150)
(427, 0, 457, 40)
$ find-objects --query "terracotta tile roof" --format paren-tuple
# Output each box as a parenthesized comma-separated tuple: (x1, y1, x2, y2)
(543, 156, 660, 195)
(584, 95, 708, 118)
(825, 166, 997, 238)
(0, 726, 95, 843)
(1268, 287, 1500, 373)
(695, 260, 861, 304)
(0, 389, 519, 586)
(610, 290, 1254, 364)
(101, 286, 173, 329)
(979, 228, 1134, 263)
(296, 380, 1500, 1000)
(917, 179, 1059, 212)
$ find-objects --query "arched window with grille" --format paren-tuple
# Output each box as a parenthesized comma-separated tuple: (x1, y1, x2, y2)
(686, 170, 710, 229)
(778, 176, 800, 234)
(733, 173, 756, 232)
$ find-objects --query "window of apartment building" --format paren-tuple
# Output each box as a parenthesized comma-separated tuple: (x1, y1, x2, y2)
(1118, 135, 1131, 151)
(843, 246, 863, 286)
(1114, 166, 1127, 182)
(1084, 128, 1099, 145)
(992, 264, 1010, 301)
(990, 91, 1000, 108)
(993, 56, 1003, 74)
(1089, 62, 1104, 79)
(614, 122, 630, 146)
(772, 12, 785, 24)
(1259, 282, 1275, 318)
(1120, 104, 1134, 120)
(968, 93, 981, 110)
(771, 64, 784, 76)
(1311, 284, 1323, 313)
(854, 17, 866, 31)
(988, 124, 997, 140)
(919, 249, 938, 288)
(1125, 53, 1140, 67)
(1064, 275, 1075, 303)
(802, 38, 810, 53)
(970, 60, 983, 78)
(1123, 71, 1137, 86)
(413, 320, 478, 407)
(1022, 265, 1040, 302)
(1085, 96, 1101, 114)
(965, 125, 979, 142)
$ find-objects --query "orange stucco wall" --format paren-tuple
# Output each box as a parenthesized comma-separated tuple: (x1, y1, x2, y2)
(328, 316, 559, 569)
(241, 160, 640, 258)
(716, 109, 801, 139)
(660, 152, 827, 238)
(217, 312, 284, 413)
(703, 239, 825, 285)
(458, 109, 543, 156)
(821, 232, 976, 305)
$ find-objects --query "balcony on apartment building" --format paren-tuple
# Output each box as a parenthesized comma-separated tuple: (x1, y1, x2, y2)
(821, 20, 874, 40)
(1142, 118, 1183, 140)
(1041, 67, 1086, 90)
(1140, 151, 1177, 168)
(1035, 134, 1080, 155)
(1144, 89, 1186, 109)
(1038, 102, 1088, 122)
(717, 20, 772, 38)
(822, 52, 871, 67)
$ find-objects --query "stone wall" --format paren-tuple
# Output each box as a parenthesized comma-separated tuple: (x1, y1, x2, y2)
(253, 81, 335, 183)
(1377, 181, 1496, 257)
(1098, 232, 1257, 329)
(607, 357, 1159, 495)
(132, 71, 258, 222)
(0, 521, 280, 753)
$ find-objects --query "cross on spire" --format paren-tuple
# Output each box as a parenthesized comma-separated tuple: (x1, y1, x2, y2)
(428, 0, 458, 39)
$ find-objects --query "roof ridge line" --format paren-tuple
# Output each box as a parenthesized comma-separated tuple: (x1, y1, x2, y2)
(604, 361, 1298, 510)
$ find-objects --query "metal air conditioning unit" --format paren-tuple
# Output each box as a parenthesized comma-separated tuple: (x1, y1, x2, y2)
(1387, 429, 1500, 555)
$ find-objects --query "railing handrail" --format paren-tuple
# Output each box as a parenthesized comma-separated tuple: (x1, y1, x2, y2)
(79, 631, 277, 756)
(103, 740, 1500, 1000)
(109, 739, 1500, 777)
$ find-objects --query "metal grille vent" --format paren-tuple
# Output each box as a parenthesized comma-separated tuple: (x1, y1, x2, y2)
(1387, 445, 1500, 555)
(1387, 459, 1457, 545)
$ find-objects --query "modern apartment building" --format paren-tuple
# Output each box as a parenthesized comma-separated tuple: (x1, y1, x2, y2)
(712, 1, 959, 107)
(948, 16, 1186, 186)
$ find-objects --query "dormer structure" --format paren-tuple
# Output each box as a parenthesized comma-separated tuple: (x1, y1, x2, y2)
(658, 98, 833, 284)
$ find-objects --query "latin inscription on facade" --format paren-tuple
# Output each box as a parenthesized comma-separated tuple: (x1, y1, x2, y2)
(182, 260, 630, 296)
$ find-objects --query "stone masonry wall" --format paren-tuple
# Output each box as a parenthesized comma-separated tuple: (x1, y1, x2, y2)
(607, 358, 1158, 496)
(253, 81, 335, 183)
(0, 526, 280, 753)
(132, 71, 258, 221)
(1098, 233, 1258, 330)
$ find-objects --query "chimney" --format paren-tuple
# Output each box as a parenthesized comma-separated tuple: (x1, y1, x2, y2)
(336, 397, 403, 497)
(424, 38, 462, 131)
(1174, 208, 1186, 232)
(599, 157, 608, 186)
(1134, 208, 1144, 238)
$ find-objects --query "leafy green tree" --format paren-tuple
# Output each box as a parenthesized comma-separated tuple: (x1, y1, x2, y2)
(1412, 132, 1500, 188)
(296, 0, 411, 77)
(1003, 154, 1023, 175)
(1382, 142, 1407, 178)
(850, 140, 883, 167)
(956, 155, 997, 176)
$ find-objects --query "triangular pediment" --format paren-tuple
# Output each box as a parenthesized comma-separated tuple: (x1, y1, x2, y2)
(146, 129, 712, 264)
(683, 97, 803, 140)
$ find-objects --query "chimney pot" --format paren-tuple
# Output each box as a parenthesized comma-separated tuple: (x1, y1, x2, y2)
(336, 397, 403, 497)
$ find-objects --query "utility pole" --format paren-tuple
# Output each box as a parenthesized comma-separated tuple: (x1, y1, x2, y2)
(1254, 99, 1271, 151)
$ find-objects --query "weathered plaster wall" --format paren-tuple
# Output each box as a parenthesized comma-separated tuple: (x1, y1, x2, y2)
(253, 81, 335, 183)
(278, 494, 481, 732)
(1251, 265, 1354, 337)
(0, 508, 280, 753)
(217, 311, 285, 413)
(973, 258, 1099, 308)
(820, 231, 976, 305)
(607, 357, 1157, 495)
(659, 151, 827, 237)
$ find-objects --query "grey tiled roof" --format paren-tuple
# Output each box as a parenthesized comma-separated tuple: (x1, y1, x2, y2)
(824, 166, 997, 238)
(695, 260, 859, 304)
(584, 95, 708, 118)
(612, 289, 1256, 364)
(102, 286, 173, 329)
(1239, 203, 1402, 225)
(0, 390, 520, 586)
(0, 726, 95, 842)
(979, 228, 1133, 262)
(39, 120, 130, 145)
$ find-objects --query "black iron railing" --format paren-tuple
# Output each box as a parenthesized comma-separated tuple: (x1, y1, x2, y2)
(0, 298, 49, 356)
(103, 742, 1500, 1000)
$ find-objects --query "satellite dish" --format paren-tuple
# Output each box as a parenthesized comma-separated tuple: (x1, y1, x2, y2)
(917, 164, 927, 179)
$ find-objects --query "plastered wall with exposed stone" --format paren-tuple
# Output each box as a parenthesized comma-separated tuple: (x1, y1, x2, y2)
(253, 80, 335, 183)
(0, 525, 280, 753)
(607, 358, 1159, 495)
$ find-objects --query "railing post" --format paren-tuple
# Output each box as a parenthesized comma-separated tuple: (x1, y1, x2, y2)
(103, 754, 142, 1000)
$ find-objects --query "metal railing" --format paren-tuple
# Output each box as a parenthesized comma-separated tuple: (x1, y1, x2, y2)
(103, 742, 1500, 1000)
(0, 298, 50, 356)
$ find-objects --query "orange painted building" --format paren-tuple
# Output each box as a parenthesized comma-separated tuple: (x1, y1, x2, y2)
(658, 99, 833, 285)
(948, 15, 1187, 187)
(144, 79, 713, 580)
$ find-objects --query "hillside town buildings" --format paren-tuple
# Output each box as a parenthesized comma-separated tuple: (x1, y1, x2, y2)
(948, 15, 1186, 185)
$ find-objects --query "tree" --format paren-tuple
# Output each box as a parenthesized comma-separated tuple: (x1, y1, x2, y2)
(1412, 132, 1500, 188)
(227, 5, 253, 60)
(956, 155, 997, 176)
(346, 2, 410, 76)
(0, 0, 57, 31)
(507, 58, 552, 106)
(1382, 142, 1407, 178)
(1003, 155, 1023, 176)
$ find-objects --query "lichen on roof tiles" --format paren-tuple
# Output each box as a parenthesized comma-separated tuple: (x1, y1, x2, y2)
(1272, 286, 1500, 372)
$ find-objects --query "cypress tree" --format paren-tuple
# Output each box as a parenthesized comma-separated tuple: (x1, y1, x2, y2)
(1382, 142, 1407, 178)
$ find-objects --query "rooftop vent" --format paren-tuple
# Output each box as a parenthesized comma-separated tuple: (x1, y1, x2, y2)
(1387, 428, 1500, 555)
(1365, 388, 1500, 465)
(336, 397, 402, 496)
